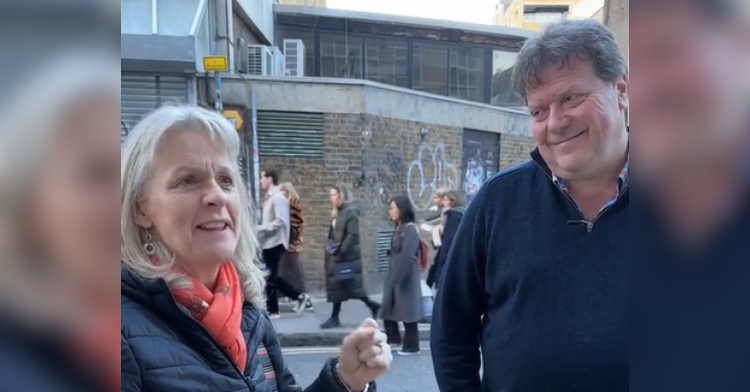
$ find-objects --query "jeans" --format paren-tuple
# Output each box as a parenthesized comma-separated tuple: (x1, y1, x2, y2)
(264, 244, 302, 314)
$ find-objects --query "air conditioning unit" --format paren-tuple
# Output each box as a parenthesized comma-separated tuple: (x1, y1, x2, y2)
(247, 44, 274, 76)
(283, 39, 306, 77)
(271, 46, 285, 77)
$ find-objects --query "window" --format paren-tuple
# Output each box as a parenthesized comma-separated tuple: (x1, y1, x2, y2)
(320, 34, 362, 78)
(448, 47, 485, 102)
(364, 39, 408, 88)
(412, 43, 448, 96)
(121, 0, 152, 34)
(491, 50, 524, 108)
(158, 0, 201, 36)
(276, 29, 315, 77)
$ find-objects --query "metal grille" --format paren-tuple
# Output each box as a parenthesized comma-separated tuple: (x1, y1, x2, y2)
(121, 74, 188, 145)
(376, 230, 394, 272)
(257, 111, 325, 158)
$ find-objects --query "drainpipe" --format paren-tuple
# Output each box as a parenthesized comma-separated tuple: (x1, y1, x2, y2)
(226, 0, 234, 73)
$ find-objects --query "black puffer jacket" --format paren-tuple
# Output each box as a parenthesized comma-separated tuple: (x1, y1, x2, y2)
(122, 266, 368, 392)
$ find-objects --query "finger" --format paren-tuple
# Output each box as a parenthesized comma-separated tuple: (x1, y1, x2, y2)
(360, 317, 379, 329)
(366, 352, 392, 370)
(342, 326, 378, 351)
(357, 343, 382, 363)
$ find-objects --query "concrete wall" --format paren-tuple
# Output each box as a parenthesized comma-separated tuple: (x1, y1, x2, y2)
(200, 76, 535, 293)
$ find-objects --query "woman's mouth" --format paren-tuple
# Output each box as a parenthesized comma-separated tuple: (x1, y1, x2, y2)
(196, 223, 229, 231)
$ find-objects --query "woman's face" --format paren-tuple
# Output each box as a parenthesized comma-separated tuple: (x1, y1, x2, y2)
(389, 201, 400, 223)
(26, 97, 121, 291)
(330, 189, 341, 207)
(134, 128, 241, 270)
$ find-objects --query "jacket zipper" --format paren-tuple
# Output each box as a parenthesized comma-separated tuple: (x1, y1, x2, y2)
(162, 282, 256, 391)
(533, 161, 621, 233)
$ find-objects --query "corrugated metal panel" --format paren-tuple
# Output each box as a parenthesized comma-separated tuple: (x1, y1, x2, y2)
(376, 230, 394, 272)
(257, 110, 324, 158)
(121, 74, 188, 145)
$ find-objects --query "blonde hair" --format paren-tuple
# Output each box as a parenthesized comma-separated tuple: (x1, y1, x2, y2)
(331, 185, 350, 218)
(279, 182, 300, 202)
(120, 105, 265, 308)
(442, 189, 466, 208)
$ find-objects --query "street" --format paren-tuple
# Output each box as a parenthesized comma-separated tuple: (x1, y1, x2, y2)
(283, 345, 439, 391)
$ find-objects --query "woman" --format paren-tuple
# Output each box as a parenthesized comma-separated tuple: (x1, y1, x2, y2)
(321, 186, 380, 329)
(427, 189, 465, 291)
(380, 195, 423, 356)
(121, 105, 391, 391)
(0, 53, 121, 391)
(279, 182, 313, 312)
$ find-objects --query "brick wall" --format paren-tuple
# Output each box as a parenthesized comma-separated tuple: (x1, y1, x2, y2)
(259, 113, 535, 295)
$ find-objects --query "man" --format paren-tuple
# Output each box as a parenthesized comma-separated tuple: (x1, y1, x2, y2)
(629, 1, 750, 390)
(258, 170, 309, 318)
(430, 19, 628, 392)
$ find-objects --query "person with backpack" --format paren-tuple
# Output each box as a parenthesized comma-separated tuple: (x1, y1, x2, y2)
(381, 195, 427, 356)
(427, 189, 466, 291)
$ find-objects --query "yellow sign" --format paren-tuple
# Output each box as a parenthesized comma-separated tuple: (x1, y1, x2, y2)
(223, 110, 243, 131)
(203, 56, 228, 72)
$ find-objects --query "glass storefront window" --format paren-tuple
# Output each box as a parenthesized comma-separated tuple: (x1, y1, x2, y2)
(490, 50, 524, 108)
(412, 43, 448, 96)
(320, 34, 362, 79)
(364, 39, 408, 88)
(448, 46, 485, 102)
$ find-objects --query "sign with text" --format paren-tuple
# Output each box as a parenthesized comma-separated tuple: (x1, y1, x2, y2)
(203, 56, 228, 72)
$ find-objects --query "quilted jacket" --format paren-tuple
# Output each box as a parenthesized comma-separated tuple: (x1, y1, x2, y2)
(122, 266, 370, 392)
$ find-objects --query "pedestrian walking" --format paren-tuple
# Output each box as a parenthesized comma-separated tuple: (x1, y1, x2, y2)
(121, 105, 391, 391)
(321, 185, 381, 329)
(425, 189, 465, 292)
(380, 196, 423, 356)
(431, 19, 629, 392)
(258, 170, 310, 319)
(279, 182, 314, 312)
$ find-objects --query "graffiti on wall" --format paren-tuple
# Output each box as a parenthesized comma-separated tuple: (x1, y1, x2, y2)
(406, 142, 459, 211)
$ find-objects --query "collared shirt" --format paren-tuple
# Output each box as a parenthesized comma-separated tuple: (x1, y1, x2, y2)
(552, 156, 630, 217)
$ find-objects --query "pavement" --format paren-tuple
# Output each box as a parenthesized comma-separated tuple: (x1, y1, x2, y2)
(272, 295, 432, 347)
(282, 344, 439, 391)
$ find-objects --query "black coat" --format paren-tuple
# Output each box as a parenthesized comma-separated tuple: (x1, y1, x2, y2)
(325, 203, 366, 302)
(121, 266, 365, 392)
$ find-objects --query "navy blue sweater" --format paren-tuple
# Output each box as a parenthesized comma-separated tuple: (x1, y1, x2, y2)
(430, 151, 628, 392)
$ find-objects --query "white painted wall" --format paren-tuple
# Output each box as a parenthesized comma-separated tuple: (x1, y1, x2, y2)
(235, 0, 275, 44)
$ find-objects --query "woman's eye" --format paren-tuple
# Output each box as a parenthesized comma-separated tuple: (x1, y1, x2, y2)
(180, 177, 197, 186)
(220, 176, 234, 185)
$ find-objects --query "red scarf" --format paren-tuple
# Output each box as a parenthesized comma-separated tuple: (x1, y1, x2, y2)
(171, 262, 247, 373)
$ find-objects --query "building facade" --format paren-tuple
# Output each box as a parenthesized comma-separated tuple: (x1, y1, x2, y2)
(493, 0, 576, 31)
(121, 1, 537, 292)
(274, 5, 531, 110)
(279, 0, 327, 7)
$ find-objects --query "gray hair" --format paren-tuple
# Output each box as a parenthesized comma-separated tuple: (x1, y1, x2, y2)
(121, 105, 265, 308)
(511, 19, 628, 102)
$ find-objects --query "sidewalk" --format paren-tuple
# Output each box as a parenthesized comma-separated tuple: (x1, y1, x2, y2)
(272, 295, 431, 347)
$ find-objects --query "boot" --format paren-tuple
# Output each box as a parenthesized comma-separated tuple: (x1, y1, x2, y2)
(320, 317, 341, 329)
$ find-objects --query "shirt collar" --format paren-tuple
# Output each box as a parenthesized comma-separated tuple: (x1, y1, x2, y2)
(552, 155, 629, 194)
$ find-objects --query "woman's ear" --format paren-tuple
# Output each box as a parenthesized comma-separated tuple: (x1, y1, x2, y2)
(132, 202, 153, 229)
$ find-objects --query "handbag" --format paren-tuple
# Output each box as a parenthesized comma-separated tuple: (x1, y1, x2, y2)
(325, 241, 340, 255)
(333, 260, 361, 281)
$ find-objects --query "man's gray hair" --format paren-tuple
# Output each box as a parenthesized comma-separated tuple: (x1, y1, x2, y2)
(511, 19, 628, 102)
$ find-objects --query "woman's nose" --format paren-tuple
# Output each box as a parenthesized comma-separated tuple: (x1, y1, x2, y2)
(202, 181, 228, 207)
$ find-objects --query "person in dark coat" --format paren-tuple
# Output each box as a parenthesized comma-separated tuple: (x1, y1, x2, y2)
(321, 185, 381, 329)
(121, 106, 391, 392)
(380, 195, 423, 356)
(426, 189, 465, 291)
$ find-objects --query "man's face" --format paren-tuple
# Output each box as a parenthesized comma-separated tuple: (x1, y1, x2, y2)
(526, 58, 628, 181)
(260, 172, 270, 191)
(629, 2, 750, 178)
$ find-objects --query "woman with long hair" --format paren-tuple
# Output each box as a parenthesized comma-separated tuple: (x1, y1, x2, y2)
(321, 185, 381, 329)
(426, 189, 466, 290)
(279, 182, 314, 312)
(121, 105, 391, 391)
(380, 195, 423, 356)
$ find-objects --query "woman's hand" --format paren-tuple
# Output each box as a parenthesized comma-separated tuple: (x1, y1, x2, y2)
(336, 318, 391, 391)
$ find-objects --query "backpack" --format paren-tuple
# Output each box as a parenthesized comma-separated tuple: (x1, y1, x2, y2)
(405, 223, 431, 272)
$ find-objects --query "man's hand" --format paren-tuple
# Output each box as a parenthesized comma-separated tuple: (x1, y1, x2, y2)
(336, 318, 391, 391)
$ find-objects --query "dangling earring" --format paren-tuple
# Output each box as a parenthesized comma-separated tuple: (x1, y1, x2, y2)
(143, 230, 156, 255)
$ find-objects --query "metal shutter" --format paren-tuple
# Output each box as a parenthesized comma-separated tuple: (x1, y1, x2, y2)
(376, 230, 394, 272)
(256, 111, 324, 158)
(121, 74, 188, 145)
